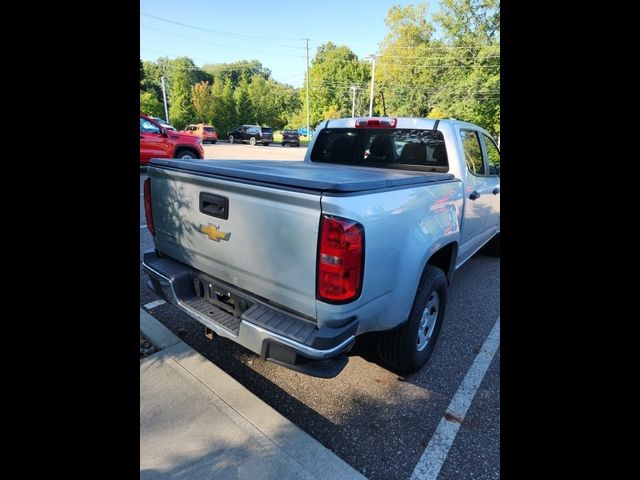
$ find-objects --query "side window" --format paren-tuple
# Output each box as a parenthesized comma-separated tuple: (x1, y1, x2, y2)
(482, 134, 500, 175)
(460, 130, 485, 175)
(140, 118, 160, 134)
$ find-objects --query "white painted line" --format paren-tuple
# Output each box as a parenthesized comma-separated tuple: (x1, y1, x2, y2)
(140, 224, 147, 229)
(144, 299, 166, 310)
(410, 316, 500, 480)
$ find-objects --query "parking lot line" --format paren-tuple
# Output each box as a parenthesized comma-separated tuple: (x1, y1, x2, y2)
(410, 316, 500, 480)
(144, 299, 166, 310)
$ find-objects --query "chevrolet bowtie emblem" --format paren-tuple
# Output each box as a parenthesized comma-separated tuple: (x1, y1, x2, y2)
(199, 224, 231, 242)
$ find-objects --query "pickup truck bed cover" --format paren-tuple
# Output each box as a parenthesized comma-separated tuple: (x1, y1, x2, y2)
(149, 159, 454, 193)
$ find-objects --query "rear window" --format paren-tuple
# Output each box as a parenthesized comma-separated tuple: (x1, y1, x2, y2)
(310, 128, 449, 172)
(284, 129, 298, 135)
(261, 128, 273, 135)
(203, 127, 215, 132)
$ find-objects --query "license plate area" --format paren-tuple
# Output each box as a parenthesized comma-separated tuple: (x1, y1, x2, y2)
(192, 274, 252, 319)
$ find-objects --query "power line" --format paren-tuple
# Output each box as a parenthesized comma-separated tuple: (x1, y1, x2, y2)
(141, 24, 306, 58)
(141, 12, 304, 44)
(308, 38, 499, 50)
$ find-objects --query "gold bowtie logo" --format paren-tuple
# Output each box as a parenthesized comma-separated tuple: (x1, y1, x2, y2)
(199, 224, 231, 242)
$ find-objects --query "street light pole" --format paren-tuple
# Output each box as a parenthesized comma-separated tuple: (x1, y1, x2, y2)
(161, 64, 170, 123)
(305, 38, 311, 138)
(350, 85, 357, 117)
(368, 54, 380, 117)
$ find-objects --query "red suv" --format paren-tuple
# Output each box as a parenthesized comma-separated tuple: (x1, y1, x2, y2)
(140, 114, 204, 166)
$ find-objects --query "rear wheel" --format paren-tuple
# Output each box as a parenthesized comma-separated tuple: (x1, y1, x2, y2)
(282, 142, 285, 147)
(175, 149, 198, 159)
(249, 137, 256, 146)
(211, 140, 216, 144)
(377, 265, 447, 373)
(228, 135, 234, 144)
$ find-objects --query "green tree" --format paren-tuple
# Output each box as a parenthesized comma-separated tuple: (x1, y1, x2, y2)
(168, 58, 196, 129)
(376, 3, 439, 117)
(300, 42, 371, 126)
(212, 77, 237, 136)
(140, 91, 164, 118)
(191, 81, 215, 123)
(234, 75, 254, 124)
(270, 82, 301, 129)
(203, 60, 271, 88)
(431, 0, 500, 134)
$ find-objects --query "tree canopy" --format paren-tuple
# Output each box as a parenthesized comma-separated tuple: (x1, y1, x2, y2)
(139, 1, 499, 135)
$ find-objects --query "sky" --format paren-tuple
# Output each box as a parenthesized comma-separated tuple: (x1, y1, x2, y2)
(140, 0, 441, 88)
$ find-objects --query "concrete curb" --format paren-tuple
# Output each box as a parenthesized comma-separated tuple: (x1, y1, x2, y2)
(139, 309, 366, 480)
(140, 308, 180, 350)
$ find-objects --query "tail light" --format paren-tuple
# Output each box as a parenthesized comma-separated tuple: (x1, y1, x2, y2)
(144, 178, 155, 236)
(355, 117, 397, 128)
(317, 215, 364, 303)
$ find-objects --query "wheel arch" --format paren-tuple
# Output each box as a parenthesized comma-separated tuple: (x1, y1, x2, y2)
(425, 241, 458, 285)
(173, 144, 201, 159)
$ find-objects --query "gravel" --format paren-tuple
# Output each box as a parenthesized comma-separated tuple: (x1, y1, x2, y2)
(140, 332, 158, 358)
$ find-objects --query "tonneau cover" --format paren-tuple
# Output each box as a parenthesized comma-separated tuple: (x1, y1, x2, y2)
(149, 159, 454, 193)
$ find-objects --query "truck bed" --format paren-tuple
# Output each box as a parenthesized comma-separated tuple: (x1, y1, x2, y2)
(149, 159, 454, 193)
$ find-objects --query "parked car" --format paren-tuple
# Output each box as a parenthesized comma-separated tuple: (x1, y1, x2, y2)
(281, 128, 300, 147)
(228, 125, 273, 146)
(298, 127, 315, 137)
(149, 116, 176, 131)
(140, 114, 204, 166)
(142, 116, 500, 377)
(182, 123, 218, 144)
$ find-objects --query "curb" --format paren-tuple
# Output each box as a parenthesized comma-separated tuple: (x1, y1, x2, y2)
(140, 308, 180, 350)
(139, 308, 366, 479)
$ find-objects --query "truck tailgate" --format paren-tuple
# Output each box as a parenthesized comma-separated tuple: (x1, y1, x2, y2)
(148, 165, 321, 319)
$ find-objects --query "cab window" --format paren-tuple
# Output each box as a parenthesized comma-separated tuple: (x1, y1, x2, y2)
(140, 118, 160, 134)
(483, 134, 500, 175)
(460, 130, 485, 176)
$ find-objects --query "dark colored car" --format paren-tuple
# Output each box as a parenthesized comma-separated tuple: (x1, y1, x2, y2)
(281, 128, 300, 147)
(227, 125, 273, 146)
(140, 114, 204, 166)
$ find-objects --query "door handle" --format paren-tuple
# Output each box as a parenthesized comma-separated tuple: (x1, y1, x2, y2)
(200, 192, 229, 220)
(469, 191, 480, 200)
(492, 188, 500, 195)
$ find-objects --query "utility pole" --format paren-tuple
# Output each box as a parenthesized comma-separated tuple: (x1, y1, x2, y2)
(161, 64, 169, 124)
(368, 54, 380, 117)
(305, 38, 310, 138)
(350, 85, 358, 117)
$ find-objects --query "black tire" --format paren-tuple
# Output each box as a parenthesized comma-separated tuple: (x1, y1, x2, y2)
(282, 142, 286, 147)
(211, 140, 216, 144)
(228, 135, 234, 144)
(377, 265, 448, 373)
(482, 233, 500, 257)
(249, 137, 256, 146)
(175, 149, 198, 159)
(263, 142, 270, 146)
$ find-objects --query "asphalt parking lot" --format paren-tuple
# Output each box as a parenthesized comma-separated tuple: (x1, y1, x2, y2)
(139, 144, 500, 479)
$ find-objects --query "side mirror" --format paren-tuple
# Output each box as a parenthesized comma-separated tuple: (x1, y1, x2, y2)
(160, 127, 168, 137)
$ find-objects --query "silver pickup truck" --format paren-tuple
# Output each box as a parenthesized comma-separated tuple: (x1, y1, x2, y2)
(142, 117, 500, 378)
